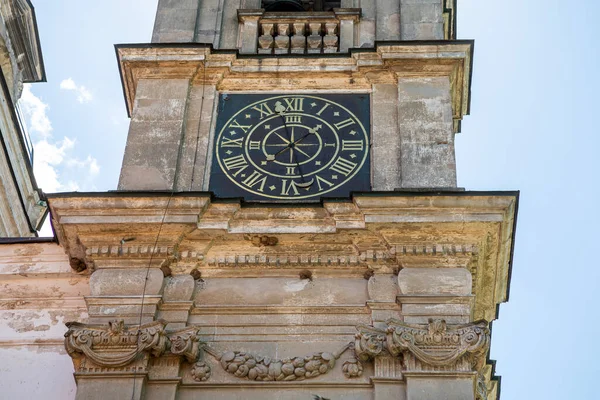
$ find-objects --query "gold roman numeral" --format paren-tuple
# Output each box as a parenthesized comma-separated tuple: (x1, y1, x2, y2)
(330, 157, 357, 176)
(285, 115, 302, 124)
(242, 171, 268, 192)
(281, 179, 300, 196)
(222, 154, 248, 177)
(229, 119, 252, 133)
(316, 103, 330, 116)
(249, 141, 261, 150)
(286, 166, 296, 175)
(334, 118, 356, 130)
(221, 137, 243, 148)
(251, 103, 275, 119)
(283, 97, 304, 112)
(342, 140, 364, 151)
(315, 175, 335, 191)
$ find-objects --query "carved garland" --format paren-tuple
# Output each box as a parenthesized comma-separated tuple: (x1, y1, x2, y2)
(198, 343, 354, 382)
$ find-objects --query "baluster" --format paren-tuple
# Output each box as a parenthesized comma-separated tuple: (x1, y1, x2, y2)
(306, 23, 323, 54)
(323, 22, 339, 53)
(274, 23, 291, 54)
(258, 23, 275, 54)
(290, 23, 306, 54)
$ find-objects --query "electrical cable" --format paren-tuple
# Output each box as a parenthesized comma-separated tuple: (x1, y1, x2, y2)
(130, 192, 175, 400)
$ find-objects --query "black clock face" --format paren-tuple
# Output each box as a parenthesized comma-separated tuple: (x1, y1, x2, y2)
(209, 94, 370, 201)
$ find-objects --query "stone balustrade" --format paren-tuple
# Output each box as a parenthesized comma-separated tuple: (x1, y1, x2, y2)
(238, 9, 361, 55)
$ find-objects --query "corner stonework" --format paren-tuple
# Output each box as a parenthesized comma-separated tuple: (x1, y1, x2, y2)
(355, 318, 491, 400)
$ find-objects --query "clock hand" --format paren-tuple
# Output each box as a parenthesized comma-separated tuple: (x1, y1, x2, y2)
(291, 125, 322, 146)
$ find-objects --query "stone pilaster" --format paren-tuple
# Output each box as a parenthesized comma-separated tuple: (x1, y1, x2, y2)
(366, 265, 400, 330)
(397, 76, 457, 189)
(65, 320, 202, 400)
(118, 78, 191, 191)
(238, 9, 263, 54)
(355, 318, 490, 400)
(86, 267, 165, 325)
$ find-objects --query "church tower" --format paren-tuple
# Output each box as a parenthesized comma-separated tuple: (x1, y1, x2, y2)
(35, 1, 516, 399)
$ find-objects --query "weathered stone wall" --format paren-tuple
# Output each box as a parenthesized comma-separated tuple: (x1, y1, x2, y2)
(151, 0, 445, 47)
(119, 76, 456, 191)
(0, 243, 88, 400)
(118, 78, 191, 190)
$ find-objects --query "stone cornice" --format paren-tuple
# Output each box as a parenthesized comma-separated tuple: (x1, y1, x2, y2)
(115, 41, 472, 132)
(48, 191, 517, 321)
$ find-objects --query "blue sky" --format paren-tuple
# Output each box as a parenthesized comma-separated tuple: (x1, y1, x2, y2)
(21, 1, 599, 398)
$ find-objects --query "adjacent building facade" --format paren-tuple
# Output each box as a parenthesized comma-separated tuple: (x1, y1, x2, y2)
(0, 0, 47, 237)
(0, 1, 518, 399)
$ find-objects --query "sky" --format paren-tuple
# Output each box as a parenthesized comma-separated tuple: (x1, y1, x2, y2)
(19, 0, 600, 398)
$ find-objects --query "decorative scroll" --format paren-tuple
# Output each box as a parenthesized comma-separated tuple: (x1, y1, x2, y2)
(203, 343, 351, 382)
(64, 320, 167, 368)
(168, 327, 202, 362)
(355, 319, 490, 373)
(354, 325, 388, 361)
(386, 319, 490, 370)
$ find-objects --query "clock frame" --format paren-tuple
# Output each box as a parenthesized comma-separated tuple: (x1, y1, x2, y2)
(209, 93, 371, 201)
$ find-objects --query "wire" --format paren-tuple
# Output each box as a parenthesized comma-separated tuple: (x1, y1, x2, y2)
(189, 61, 207, 191)
(130, 192, 175, 400)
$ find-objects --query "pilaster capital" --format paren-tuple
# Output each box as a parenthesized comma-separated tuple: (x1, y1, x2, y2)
(355, 318, 490, 374)
(64, 320, 168, 371)
(64, 320, 203, 374)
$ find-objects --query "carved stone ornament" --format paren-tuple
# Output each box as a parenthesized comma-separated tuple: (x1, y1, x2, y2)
(191, 361, 212, 382)
(342, 358, 364, 378)
(354, 325, 388, 361)
(355, 319, 490, 373)
(203, 343, 351, 382)
(386, 319, 490, 371)
(64, 320, 167, 368)
(476, 373, 489, 400)
(168, 326, 202, 362)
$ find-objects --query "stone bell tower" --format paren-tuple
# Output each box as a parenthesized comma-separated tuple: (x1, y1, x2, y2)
(42, 1, 517, 400)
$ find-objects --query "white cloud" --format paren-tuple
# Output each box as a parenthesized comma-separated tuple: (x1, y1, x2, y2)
(66, 155, 100, 176)
(32, 138, 75, 193)
(59, 78, 93, 103)
(19, 84, 101, 199)
(19, 85, 52, 139)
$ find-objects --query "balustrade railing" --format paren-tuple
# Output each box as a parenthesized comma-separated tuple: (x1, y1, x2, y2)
(238, 9, 361, 55)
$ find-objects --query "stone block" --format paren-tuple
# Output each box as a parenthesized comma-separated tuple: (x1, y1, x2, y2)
(401, 22, 444, 40)
(372, 84, 401, 191)
(397, 77, 456, 188)
(367, 274, 399, 302)
(406, 375, 475, 400)
(194, 277, 368, 306)
(376, 0, 401, 40)
(119, 79, 190, 190)
(132, 98, 187, 122)
(400, 3, 443, 24)
(398, 268, 472, 296)
(152, 8, 198, 43)
(163, 275, 195, 301)
(90, 269, 164, 296)
(219, 0, 243, 49)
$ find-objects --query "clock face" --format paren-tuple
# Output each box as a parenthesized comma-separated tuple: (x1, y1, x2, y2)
(209, 94, 370, 201)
